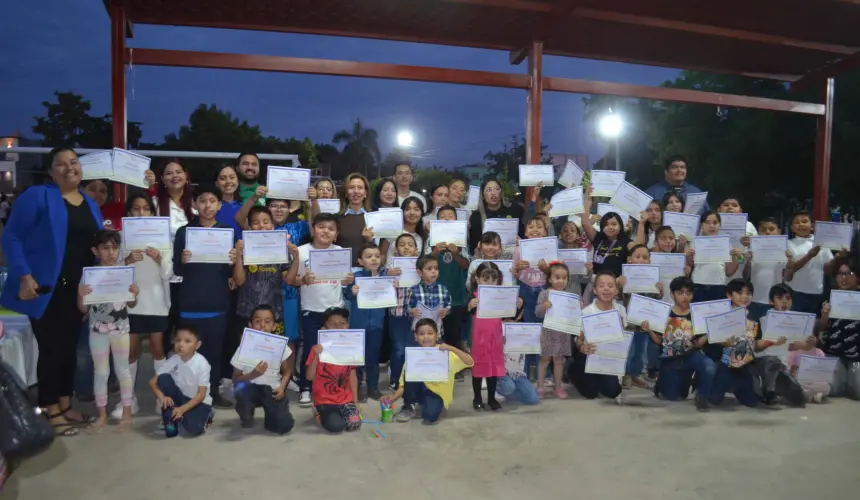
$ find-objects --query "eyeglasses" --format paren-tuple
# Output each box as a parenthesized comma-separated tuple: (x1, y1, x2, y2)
(269, 204, 289, 211)
(837, 271, 856, 278)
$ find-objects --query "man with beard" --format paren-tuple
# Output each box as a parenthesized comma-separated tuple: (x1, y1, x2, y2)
(237, 152, 264, 206)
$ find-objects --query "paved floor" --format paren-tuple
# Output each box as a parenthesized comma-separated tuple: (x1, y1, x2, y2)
(4, 362, 860, 500)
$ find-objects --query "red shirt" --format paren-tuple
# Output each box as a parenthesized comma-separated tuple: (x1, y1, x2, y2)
(306, 349, 355, 405)
(101, 202, 126, 231)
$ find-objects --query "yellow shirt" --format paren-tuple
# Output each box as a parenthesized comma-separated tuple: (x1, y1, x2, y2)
(399, 350, 473, 408)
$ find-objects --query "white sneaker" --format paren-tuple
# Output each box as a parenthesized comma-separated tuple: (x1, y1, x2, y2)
(494, 392, 506, 402)
(288, 379, 300, 393)
(110, 398, 139, 419)
(544, 378, 554, 387)
(298, 390, 313, 407)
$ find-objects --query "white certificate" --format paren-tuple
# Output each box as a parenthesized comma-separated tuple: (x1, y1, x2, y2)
(557, 158, 584, 189)
(391, 257, 420, 288)
(429, 220, 467, 247)
(543, 291, 582, 334)
(318, 330, 365, 366)
(473, 259, 515, 286)
(719, 213, 748, 247)
(548, 187, 584, 217)
(364, 209, 404, 239)
(316, 199, 341, 214)
(477, 285, 519, 318)
(581, 309, 625, 344)
(626, 294, 672, 333)
(235, 328, 291, 373)
(267, 166, 310, 201)
(503, 323, 542, 354)
(598, 203, 630, 227)
(663, 211, 700, 239)
(593, 333, 633, 359)
(693, 235, 732, 263)
(465, 185, 480, 211)
(356, 277, 397, 309)
(814, 221, 853, 251)
(243, 230, 288, 265)
(81, 266, 135, 305)
(621, 264, 660, 294)
(829, 290, 860, 320)
(558, 248, 588, 275)
(749, 235, 788, 262)
(683, 192, 709, 215)
(519, 236, 558, 265)
(111, 148, 151, 188)
(405, 347, 450, 382)
(651, 252, 686, 280)
(762, 310, 814, 340)
(757, 315, 792, 364)
(518, 164, 554, 186)
(122, 217, 171, 251)
(704, 307, 748, 344)
(796, 355, 838, 384)
(589, 170, 626, 198)
(609, 181, 653, 220)
(690, 299, 732, 335)
(585, 354, 627, 376)
(185, 227, 234, 264)
(79, 150, 114, 181)
(483, 218, 519, 246)
(455, 209, 470, 221)
(416, 303, 442, 325)
(308, 248, 352, 280)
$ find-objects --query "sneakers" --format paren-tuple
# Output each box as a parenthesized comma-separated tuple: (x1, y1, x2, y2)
(287, 379, 300, 393)
(812, 392, 825, 404)
(621, 376, 633, 389)
(358, 385, 368, 403)
(630, 376, 649, 389)
(298, 391, 313, 407)
(211, 394, 234, 409)
(544, 378, 554, 388)
(487, 399, 502, 411)
(494, 392, 506, 403)
(389, 382, 397, 392)
(694, 396, 710, 412)
(395, 404, 416, 422)
(110, 398, 139, 420)
(554, 388, 569, 400)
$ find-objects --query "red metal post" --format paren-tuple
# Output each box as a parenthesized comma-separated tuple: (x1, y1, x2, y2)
(813, 78, 835, 221)
(525, 41, 543, 203)
(111, 4, 128, 203)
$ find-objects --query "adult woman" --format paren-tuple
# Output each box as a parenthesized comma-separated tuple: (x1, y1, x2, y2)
(214, 163, 242, 234)
(447, 178, 468, 209)
(314, 178, 337, 200)
(0, 147, 103, 436)
(815, 260, 860, 399)
(468, 178, 524, 254)
(336, 173, 373, 266)
(155, 159, 195, 243)
(634, 200, 663, 248)
(373, 178, 398, 211)
(422, 184, 450, 227)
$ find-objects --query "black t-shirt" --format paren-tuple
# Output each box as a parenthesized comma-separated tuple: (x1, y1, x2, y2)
(591, 233, 630, 278)
(60, 199, 98, 285)
(468, 203, 525, 253)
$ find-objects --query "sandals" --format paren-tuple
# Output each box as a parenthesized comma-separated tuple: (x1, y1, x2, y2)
(59, 406, 97, 425)
(46, 411, 79, 437)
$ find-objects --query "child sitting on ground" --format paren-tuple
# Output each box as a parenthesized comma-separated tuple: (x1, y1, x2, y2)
(787, 347, 830, 404)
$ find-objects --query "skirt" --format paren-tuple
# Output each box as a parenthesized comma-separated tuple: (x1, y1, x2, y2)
(129, 314, 169, 334)
(540, 329, 572, 357)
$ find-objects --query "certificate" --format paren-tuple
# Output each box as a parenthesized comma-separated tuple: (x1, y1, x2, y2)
(242, 230, 288, 265)
(651, 252, 686, 280)
(663, 211, 700, 239)
(557, 158, 584, 189)
(626, 294, 672, 333)
(519, 236, 558, 265)
(79, 150, 114, 181)
(704, 307, 748, 344)
(749, 235, 788, 262)
(796, 355, 838, 384)
(683, 192, 708, 215)
(235, 328, 291, 373)
(318, 330, 365, 366)
(609, 181, 653, 220)
(621, 264, 660, 294)
(81, 266, 135, 305)
(690, 299, 732, 335)
(503, 323, 542, 354)
(185, 227, 234, 264)
(429, 220, 467, 247)
(122, 217, 171, 251)
(267, 166, 310, 201)
(473, 259, 515, 285)
(416, 303, 442, 325)
(719, 213, 748, 247)
(465, 185, 480, 210)
(483, 218, 519, 246)
(814, 221, 853, 251)
(829, 290, 860, 320)
(364, 209, 404, 239)
(693, 235, 732, 263)
(391, 257, 420, 287)
(308, 248, 352, 279)
(581, 309, 625, 344)
(589, 170, 626, 198)
(598, 203, 630, 227)
(593, 333, 633, 358)
(558, 248, 588, 275)
(518, 164, 554, 186)
(762, 310, 814, 340)
(405, 347, 450, 382)
(548, 187, 584, 217)
(584, 354, 627, 376)
(356, 277, 397, 309)
(316, 199, 341, 214)
(111, 148, 151, 189)
(477, 285, 519, 318)
(455, 209, 470, 221)
(543, 290, 582, 334)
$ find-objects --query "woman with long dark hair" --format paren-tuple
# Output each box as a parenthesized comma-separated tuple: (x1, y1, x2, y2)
(467, 178, 524, 254)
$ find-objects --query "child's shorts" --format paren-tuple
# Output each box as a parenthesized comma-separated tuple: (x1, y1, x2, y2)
(129, 314, 169, 334)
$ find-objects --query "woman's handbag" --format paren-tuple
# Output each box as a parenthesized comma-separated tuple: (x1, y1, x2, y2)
(0, 361, 53, 459)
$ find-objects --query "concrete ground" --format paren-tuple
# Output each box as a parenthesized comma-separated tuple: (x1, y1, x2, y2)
(4, 358, 860, 500)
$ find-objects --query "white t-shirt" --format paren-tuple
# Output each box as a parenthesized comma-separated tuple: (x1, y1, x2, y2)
(725, 221, 758, 281)
(123, 248, 173, 317)
(230, 344, 291, 390)
(157, 352, 212, 406)
(582, 301, 627, 337)
(751, 261, 784, 304)
(384, 232, 424, 264)
(787, 236, 833, 294)
(397, 191, 427, 213)
(296, 242, 346, 312)
(154, 197, 198, 243)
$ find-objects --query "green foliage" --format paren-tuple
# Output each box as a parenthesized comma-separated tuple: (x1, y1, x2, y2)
(332, 119, 382, 179)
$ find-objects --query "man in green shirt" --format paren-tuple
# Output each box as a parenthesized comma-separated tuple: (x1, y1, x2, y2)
(237, 152, 264, 206)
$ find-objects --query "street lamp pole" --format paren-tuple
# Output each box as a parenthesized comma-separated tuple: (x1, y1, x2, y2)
(615, 137, 621, 171)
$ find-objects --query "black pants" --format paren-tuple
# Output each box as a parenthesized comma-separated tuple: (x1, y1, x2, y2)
(29, 281, 84, 407)
(234, 382, 295, 435)
(162, 282, 181, 355)
(472, 376, 498, 403)
(442, 305, 467, 349)
(315, 403, 361, 433)
(179, 314, 227, 398)
(221, 298, 243, 381)
(568, 350, 622, 400)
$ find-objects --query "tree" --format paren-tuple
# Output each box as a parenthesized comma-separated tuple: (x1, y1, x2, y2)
(482, 136, 551, 200)
(32, 91, 143, 152)
(332, 119, 381, 178)
(379, 146, 412, 178)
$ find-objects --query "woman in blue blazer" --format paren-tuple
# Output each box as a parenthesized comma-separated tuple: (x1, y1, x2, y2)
(0, 147, 103, 436)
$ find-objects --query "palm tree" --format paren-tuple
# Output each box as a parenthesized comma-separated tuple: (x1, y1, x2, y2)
(332, 119, 382, 178)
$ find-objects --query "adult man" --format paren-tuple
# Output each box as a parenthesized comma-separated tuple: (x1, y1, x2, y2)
(237, 152, 264, 206)
(644, 155, 709, 214)
(394, 162, 427, 212)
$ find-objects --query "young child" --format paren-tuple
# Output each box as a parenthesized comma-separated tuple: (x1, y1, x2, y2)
(752, 284, 807, 407)
(580, 187, 636, 278)
(661, 192, 684, 214)
(513, 217, 551, 381)
(785, 211, 841, 315)
(814, 260, 860, 399)
(495, 353, 540, 405)
(635, 200, 663, 249)
(148, 326, 214, 437)
(686, 211, 743, 303)
(386, 233, 420, 390)
(389, 319, 474, 424)
(651, 225, 691, 306)
(77, 230, 139, 431)
(306, 307, 362, 433)
(559, 221, 593, 301)
(787, 346, 830, 403)
(744, 217, 788, 321)
(535, 262, 574, 398)
(173, 182, 238, 409)
(465, 231, 513, 291)
(380, 196, 426, 265)
(428, 206, 471, 352)
(718, 197, 758, 282)
(407, 255, 451, 330)
(231, 305, 295, 434)
(618, 245, 663, 389)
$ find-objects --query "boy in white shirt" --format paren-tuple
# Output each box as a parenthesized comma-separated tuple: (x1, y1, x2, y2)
(785, 211, 842, 315)
(744, 217, 789, 321)
(148, 326, 213, 436)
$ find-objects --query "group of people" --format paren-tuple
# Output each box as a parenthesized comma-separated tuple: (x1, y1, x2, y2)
(0, 149, 858, 439)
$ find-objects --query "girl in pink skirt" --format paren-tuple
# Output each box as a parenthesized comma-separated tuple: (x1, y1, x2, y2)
(535, 262, 574, 399)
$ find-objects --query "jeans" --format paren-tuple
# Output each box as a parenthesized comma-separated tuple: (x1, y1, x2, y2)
(569, 350, 622, 399)
(646, 339, 660, 376)
(315, 403, 361, 433)
(657, 351, 715, 401)
(403, 382, 444, 423)
(357, 327, 384, 390)
(752, 355, 805, 405)
(792, 291, 824, 316)
(179, 314, 227, 398)
(830, 358, 860, 399)
(693, 284, 727, 303)
(388, 315, 415, 389)
(710, 363, 758, 407)
(520, 283, 543, 380)
(299, 311, 324, 391)
(625, 331, 650, 376)
(156, 374, 212, 436)
(496, 375, 539, 405)
(234, 382, 294, 434)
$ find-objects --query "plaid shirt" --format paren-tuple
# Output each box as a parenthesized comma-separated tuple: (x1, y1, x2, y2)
(407, 281, 451, 312)
(387, 263, 411, 317)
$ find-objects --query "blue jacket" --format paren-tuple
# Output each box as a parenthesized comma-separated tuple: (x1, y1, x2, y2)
(343, 269, 388, 332)
(643, 180, 710, 215)
(0, 184, 103, 318)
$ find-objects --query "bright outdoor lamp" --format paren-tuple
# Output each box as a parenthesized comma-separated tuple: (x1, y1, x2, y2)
(598, 113, 623, 138)
(397, 131, 414, 147)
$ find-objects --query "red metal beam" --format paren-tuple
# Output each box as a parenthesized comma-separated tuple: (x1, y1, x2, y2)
(813, 78, 835, 222)
(110, 3, 127, 203)
(525, 41, 543, 205)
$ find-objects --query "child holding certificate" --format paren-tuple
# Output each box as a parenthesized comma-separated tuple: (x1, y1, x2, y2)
(686, 211, 743, 303)
(634, 200, 663, 249)
(465, 231, 513, 292)
(513, 217, 552, 324)
(386, 234, 421, 390)
(652, 226, 691, 306)
(535, 262, 574, 399)
(559, 221, 593, 300)
(814, 261, 860, 399)
(785, 211, 841, 315)
(743, 217, 789, 320)
(428, 206, 471, 354)
(618, 245, 663, 389)
(407, 255, 452, 332)
(580, 188, 636, 278)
